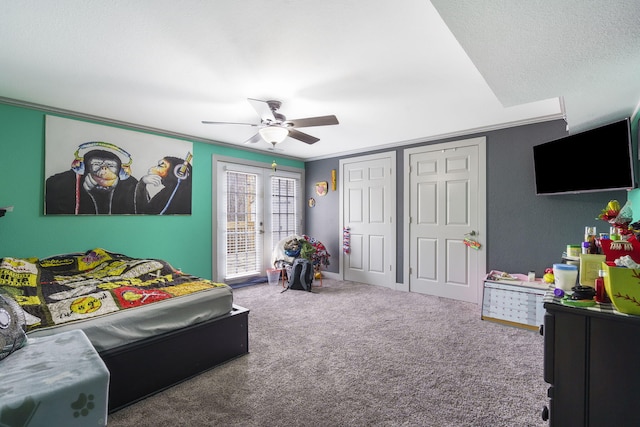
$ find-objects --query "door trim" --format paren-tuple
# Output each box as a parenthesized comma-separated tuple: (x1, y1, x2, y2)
(402, 137, 486, 303)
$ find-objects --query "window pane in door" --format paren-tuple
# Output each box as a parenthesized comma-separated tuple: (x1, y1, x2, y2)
(271, 176, 297, 251)
(226, 171, 260, 277)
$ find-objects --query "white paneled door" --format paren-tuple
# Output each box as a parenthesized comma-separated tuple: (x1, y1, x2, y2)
(341, 152, 396, 288)
(405, 138, 486, 303)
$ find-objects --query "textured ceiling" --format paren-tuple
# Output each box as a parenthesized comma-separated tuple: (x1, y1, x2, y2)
(0, 1, 636, 160)
(431, 0, 640, 131)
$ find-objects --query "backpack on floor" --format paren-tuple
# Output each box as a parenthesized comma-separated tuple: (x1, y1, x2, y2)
(285, 258, 314, 292)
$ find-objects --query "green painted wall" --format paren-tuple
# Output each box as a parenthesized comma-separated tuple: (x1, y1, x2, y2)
(0, 102, 303, 279)
(623, 114, 640, 221)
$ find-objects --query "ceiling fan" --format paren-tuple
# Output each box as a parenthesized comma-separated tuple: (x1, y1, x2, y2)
(202, 98, 339, 146)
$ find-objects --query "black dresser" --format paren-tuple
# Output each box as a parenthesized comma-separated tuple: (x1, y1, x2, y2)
(543, 296, 640, 426)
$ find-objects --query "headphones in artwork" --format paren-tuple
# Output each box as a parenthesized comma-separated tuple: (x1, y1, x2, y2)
(173, 152, 193, 180)
(71, 141, 133, 180)
(158, 152, 193, 215)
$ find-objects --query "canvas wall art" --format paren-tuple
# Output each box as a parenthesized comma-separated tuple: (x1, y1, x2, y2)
(44, 116, 193, 215)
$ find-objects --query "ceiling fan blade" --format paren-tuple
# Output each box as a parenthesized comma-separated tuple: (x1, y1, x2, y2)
(201, 120, 258, 126)
(243, 133, 263, 144)
(247, 98, 277, 122)
(285, 115, 339, 128)
(288, 128, 320, 145)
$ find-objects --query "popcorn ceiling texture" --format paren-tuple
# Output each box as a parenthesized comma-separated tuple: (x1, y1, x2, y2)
(431, 0, 640, 130)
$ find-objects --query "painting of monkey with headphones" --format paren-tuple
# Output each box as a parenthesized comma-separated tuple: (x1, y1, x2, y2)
(45, 142, 139, 214)
(44, 116, 194, 215)
(134, 154, 193, 215)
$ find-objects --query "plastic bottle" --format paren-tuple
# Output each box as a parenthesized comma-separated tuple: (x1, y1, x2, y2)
(584, 226, 597, 242)
(584, 226, 599, 254)
(595, 270, 611, 303)
(610, 226, 620, 241)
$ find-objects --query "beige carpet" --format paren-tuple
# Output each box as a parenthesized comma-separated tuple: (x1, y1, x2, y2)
(107, 279, 548, 427)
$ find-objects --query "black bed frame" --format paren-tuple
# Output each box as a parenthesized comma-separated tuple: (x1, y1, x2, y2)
(100, 304, 249, 413)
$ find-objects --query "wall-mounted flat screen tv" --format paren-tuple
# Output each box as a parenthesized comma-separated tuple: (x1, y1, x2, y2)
(533, 118, 635, 195)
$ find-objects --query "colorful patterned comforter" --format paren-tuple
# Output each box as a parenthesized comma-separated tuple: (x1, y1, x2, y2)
(0, 248, 228, 332)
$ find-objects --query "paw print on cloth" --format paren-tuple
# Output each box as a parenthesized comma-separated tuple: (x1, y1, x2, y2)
(70, 393, 95, 418)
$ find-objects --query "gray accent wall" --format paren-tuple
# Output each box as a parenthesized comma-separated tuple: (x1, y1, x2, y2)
(305, 119, 630, 283)
(304, 158, 341, 274)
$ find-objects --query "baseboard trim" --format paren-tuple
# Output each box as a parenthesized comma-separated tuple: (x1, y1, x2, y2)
(320, 271, 340, 281)
(395, 282, 409, 292)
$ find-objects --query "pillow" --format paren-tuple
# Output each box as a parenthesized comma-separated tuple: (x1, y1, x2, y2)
(0, 291, 28, 360)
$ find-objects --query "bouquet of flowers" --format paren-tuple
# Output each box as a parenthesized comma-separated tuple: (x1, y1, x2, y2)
(597, 200, 621, 223)
(597, 199, 633, 236)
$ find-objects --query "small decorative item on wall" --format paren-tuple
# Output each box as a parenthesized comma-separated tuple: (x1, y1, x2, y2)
(308, 197, 316, 208)
(331, 169, 336, 191)
(315, 181, 328, 196)
(44, 116, 193, 216)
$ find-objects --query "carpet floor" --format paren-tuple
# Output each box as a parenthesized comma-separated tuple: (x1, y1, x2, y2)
(107, 279, 548, 427)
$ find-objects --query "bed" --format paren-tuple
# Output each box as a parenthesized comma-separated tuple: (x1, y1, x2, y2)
(0, 248, 249, 412)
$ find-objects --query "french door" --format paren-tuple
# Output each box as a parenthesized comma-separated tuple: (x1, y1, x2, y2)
(214, 160, 302, 283)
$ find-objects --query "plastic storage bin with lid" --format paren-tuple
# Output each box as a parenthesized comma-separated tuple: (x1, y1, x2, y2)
(553, 263, 578, 291)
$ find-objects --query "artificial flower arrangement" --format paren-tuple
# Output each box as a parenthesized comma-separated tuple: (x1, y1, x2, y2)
(597, 200, 622, 223)
(595, 199, 640, 265)
(597, 199, 634, 237)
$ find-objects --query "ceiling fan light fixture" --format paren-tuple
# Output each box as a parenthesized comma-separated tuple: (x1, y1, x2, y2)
(259, 126, 289, 144)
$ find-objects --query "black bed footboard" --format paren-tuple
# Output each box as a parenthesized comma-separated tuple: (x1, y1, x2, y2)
(102, 305, 249, 412)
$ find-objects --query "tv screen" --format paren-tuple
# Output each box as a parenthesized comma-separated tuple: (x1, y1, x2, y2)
(533, 118, 635, 195)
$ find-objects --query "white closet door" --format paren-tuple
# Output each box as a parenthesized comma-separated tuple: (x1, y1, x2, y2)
(341, 152, 396, 288)
(406, 138, 486, 303)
